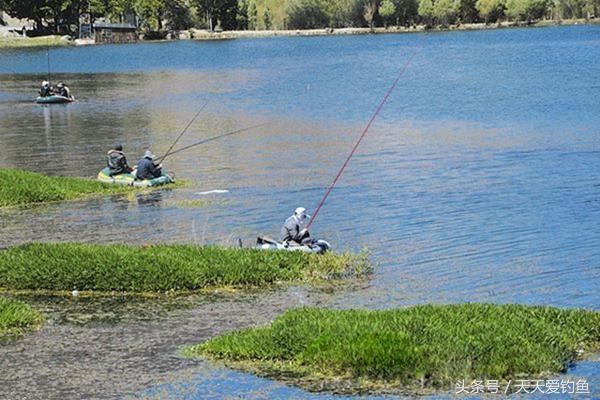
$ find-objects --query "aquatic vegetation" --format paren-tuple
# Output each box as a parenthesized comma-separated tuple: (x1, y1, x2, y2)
(0, 168, 180, 207)
(0, 296, 43, 337)
(0, 243, 371, 293)
(187, 304, 600, 394)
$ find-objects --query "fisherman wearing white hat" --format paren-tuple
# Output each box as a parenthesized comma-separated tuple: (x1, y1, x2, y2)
(39, 80, 52, 97)
(135, 150, 162, 180)
(280, 207, 311, 244)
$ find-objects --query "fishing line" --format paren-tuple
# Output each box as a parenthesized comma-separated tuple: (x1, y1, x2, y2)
(159, 122, 270, 159)
(157, 100, 209, 164)
(306, 38, 425, 230)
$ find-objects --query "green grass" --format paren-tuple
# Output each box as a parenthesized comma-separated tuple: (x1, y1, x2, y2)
(0, 35, 71, 49)
(0, 296, 43, 337)
(0, 168, 178, 207)
(186, 304, 600, 394)
(0, 243, 371, 293)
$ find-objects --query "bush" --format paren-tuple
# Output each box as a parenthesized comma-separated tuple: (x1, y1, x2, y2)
(0, 296, 43, 337)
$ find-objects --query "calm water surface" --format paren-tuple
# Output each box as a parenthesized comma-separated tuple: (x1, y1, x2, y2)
(0, 25, 599, 398)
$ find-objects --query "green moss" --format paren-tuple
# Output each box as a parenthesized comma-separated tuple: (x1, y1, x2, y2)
(0, 243, 371, 293)
(0, 168, 179, 207)
(0, 296, 43, 337)
(187, 304, 600, 394)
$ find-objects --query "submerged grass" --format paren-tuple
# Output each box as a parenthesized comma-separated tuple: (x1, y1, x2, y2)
(0, 296, 43, 337)
(0, 168, 180, 207)
(187, 304, 600, 394)
(0, 243, 371, 293)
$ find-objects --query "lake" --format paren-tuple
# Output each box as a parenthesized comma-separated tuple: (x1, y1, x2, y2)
(0, 25, 598, 398)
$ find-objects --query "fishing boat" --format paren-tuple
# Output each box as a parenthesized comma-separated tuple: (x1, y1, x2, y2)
(35, 95, 75, 104)
(256, 236, 331, 254)
(97, 167, 174, 187)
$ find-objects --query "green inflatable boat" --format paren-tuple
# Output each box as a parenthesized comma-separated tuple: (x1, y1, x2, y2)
(35, 95, 75, 104)
(97, 167, 174, 187)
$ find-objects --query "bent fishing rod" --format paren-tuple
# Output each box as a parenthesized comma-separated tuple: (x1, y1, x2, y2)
(158, 122, 270, 160)
(157, 100, 209, 164)
(306, 38, 425, 231)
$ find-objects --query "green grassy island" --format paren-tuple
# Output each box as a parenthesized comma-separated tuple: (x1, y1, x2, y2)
(0, 168, 177, 208)
(0, 296, 43, 337)
(187, 304, 600, 395)
(0, 243, 370, 294)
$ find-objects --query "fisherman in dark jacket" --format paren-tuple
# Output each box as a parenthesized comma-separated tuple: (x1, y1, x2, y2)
(107, 144, 133, 176)
(280, 207, 311, 244)
(136, 150, 162, 180)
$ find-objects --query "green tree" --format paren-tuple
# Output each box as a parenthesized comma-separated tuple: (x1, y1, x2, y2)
(459, 0, 479, 21)
(379, 0, 397, 25)
(285, 0, 330, 29)
(263, 2, 271, 28)
(506, 0, 548, 20)
(433, 0, 460, 25)
(418, 0, 435, 24)
(164, 0, 193, 30)
(135, 0, 167, 30)
(327, 0, 365, 28)
(476, 0, 505, 22)
(247, 0, 257, 28)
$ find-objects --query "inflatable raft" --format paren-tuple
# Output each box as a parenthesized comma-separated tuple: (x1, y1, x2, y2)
(256, 236, 331, 254)
(97, 167, 174, 187)
(35, 95, 75, 104)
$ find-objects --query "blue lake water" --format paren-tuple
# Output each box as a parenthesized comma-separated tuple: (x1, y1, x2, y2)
(0, 25, 598, 399)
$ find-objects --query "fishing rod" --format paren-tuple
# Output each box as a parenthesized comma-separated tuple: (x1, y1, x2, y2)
(157, 100, 209, 164)
(306, 38, 425, 231)
(46, 40, 51, 84)
(158, 122, 270, 159)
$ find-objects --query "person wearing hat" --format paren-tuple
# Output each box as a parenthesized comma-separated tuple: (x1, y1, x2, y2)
(107, 144, 133, 176)
(136, 150, 162, 180)
(56, 82, 71, 98)
(39, 80, 52, 97)
(280, 207, 311, 245)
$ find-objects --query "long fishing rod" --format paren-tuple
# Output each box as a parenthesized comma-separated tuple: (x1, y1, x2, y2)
(157, 100, 209, 164)
(46, 40, 51, 83)
(159, 122, 270, 159)
(306, 39, 425, 231)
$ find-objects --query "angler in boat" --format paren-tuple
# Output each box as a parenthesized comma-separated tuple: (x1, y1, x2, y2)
(256, 207, 331, 254)
(56, 82, 71, 98)
(281, 207, 312, 245)
(39, 80, 53, 97)
(135, 150, 163, 180)
(107, 144, 134, 176)
(36, 80, 74, 104)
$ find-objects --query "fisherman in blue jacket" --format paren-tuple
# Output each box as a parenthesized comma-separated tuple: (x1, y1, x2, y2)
(136, 150, 162, 180)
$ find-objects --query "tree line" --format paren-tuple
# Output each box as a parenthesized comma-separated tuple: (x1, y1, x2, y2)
(1, 0, 598, 35)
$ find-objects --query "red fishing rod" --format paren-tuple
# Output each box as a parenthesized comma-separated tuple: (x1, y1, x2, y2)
(306, 39, 425, 230)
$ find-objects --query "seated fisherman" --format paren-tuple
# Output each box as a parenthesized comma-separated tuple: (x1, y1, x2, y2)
(280, 207, 312, 245)
(56, 82, 70, 98)
(39, 81, 52, 97)
(136, 150, 162, 180)
(107, 144, 133, 176)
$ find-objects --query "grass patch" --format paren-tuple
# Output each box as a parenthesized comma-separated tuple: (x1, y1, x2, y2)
(186, 304, 600, 395)
(0, 35, 71, 49)
(0, 296, 43, 337)
(0, 168, 180, 208)
(0, 243, 371, 293)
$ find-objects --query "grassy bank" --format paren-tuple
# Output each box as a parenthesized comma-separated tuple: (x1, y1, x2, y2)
(187, 304, 600, 394)
(0, 243, 370, 294)
(0, 168, 176, 208)
(0, 35, 71, 49)
(0, 296, 43, 337)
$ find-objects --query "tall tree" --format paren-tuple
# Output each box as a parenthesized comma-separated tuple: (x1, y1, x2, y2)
(363, 0, 380, 28)
(379, 0, 397, 25)
(476, 0, 505, 22)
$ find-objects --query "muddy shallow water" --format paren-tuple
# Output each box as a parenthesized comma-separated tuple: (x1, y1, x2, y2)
(0, 26, 599, 398)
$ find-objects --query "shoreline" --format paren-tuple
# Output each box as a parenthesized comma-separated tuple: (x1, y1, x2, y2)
(0, 18, 598, 49)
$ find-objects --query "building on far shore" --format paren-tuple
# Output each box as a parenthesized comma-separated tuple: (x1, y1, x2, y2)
(92, 22, 137, 44)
